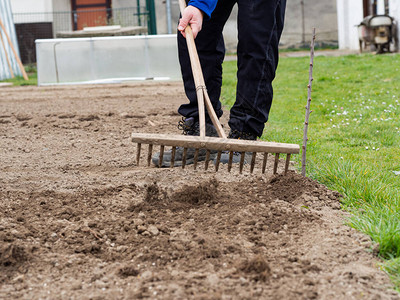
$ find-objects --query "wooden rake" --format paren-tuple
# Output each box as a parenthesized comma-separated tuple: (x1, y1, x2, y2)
(131, 0, 300, 174)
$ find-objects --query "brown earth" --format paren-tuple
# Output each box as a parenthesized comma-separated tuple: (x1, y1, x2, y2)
(0, 82, 398, 299)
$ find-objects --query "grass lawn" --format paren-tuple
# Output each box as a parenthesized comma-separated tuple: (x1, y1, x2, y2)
(1, 65, 38, 86)
(221, 53, 400, 288)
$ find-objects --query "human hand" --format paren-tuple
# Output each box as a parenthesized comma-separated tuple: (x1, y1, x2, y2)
(178, 5, 204, 39)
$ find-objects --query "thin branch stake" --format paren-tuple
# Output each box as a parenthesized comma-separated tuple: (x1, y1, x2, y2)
(301, 28, 316, 177)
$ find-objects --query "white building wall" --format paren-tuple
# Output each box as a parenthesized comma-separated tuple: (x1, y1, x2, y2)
(52, 0, 69, 11)
(390, 0, 400, 45)
(11, 0, 53, 23)
(336, 0, 363, 50)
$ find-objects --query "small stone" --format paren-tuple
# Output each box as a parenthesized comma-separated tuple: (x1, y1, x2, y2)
(141, 270, 153, 280)
(207, 274, 219, 286)
(133, 218, 144, 227)
(147, 225, 159, 236)
(137, 225, 147, 234)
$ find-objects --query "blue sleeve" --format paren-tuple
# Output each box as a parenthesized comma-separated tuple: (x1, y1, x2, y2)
(188, 0, 218, 19)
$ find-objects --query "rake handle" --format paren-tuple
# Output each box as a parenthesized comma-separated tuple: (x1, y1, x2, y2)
(178, 0, 226, 139)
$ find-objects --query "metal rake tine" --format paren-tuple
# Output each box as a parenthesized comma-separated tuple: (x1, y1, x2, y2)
(193, 149, 199, 170)
(239, 152, 245, 174)
(205, 150, 211, 170)
(136, 143, 141, 166)
(228, 151, 234, 172)
(158, 145, 165, 168)
(262, 153, 268, 174)
(215, 151, 222, 172)
(170, 146, 176, 168)
(182, 148, 188, 169)
(147, 144, 153, 166)
(250, 152, 257, 174)
(273, 153, 280, 174)
(284, 153, 291, 175)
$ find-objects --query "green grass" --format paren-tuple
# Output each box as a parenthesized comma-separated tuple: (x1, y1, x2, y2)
(1, 64, 38, 86)
(221, 53, 400, 288)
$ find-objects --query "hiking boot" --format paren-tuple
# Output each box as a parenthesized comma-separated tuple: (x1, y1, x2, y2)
(152, 117, 219, 167)
(216, 130, 257, 165)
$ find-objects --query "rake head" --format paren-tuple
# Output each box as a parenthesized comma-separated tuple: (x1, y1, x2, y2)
(132, 132, 300, 175)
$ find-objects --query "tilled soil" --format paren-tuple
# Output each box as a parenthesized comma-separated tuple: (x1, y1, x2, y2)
(0, 83, 398, 299)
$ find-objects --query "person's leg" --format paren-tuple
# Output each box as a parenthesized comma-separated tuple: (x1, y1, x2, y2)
(177, 0, 236, 123)
(153, 0, 237, 167)
(229, 0, 286, 137)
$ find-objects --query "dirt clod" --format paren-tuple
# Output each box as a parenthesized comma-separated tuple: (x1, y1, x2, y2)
(171, 178, 219, 205)
(0, 243, 28, 267)
(238, 255, 271, 282)
(118, 265, 139, 278)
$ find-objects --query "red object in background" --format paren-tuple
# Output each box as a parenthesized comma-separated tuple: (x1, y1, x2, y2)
(71, 0, 112, 30)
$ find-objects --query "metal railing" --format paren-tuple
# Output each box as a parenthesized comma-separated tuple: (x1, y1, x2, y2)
(12, 7, 155, 64)
(13, 7, 150, 35)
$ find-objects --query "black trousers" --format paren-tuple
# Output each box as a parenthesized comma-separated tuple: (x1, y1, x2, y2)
(177, 0, 286, 137)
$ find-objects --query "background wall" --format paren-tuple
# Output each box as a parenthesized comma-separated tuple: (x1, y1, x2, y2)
(11, 0, 53, 23)
(336, 0, 363, 50)
(155, 0, 339, 52)
(390, 0, 400, 45)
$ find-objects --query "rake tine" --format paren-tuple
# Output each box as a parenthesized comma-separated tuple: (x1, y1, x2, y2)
(136, 143, 141, 166)
(273, 153, 280, 174)
(215, 151, 222, 172)
(250, 152, 257, 174)
(147, 144, 153, 166)
(205, 150, 211, 170)
(239, 152, 245, 174)
(228, 151, 234, 172)
(182, 148, 188, 169)
(170, 146, 176, 168)
(193, 149, 199, 170)
(262, 153, 268, 174)
(284, 153, 291, 175)
(158, 145, 165, 168)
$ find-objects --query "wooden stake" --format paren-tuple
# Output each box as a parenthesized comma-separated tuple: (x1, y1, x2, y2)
(239, 152, 245, 174)
(193, 149, 199, 170)
(158, 145, 165, 168)
(182, 148, 188, 169)
(0, 31, 14, 78)
(273, 153, 279, 175)
(147, 144, 153, 166)
(136, 143, 141, 166)
(205, 150, 211, 170)
(0, 18, 29, 80)
(250, 152, 257, 174)
(301, 28, 316, 176)
(170, 147, 176, 168)
(215, 151, 222, 172)
(262, 153, 268, 174)
(228, 151, 234, 172)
